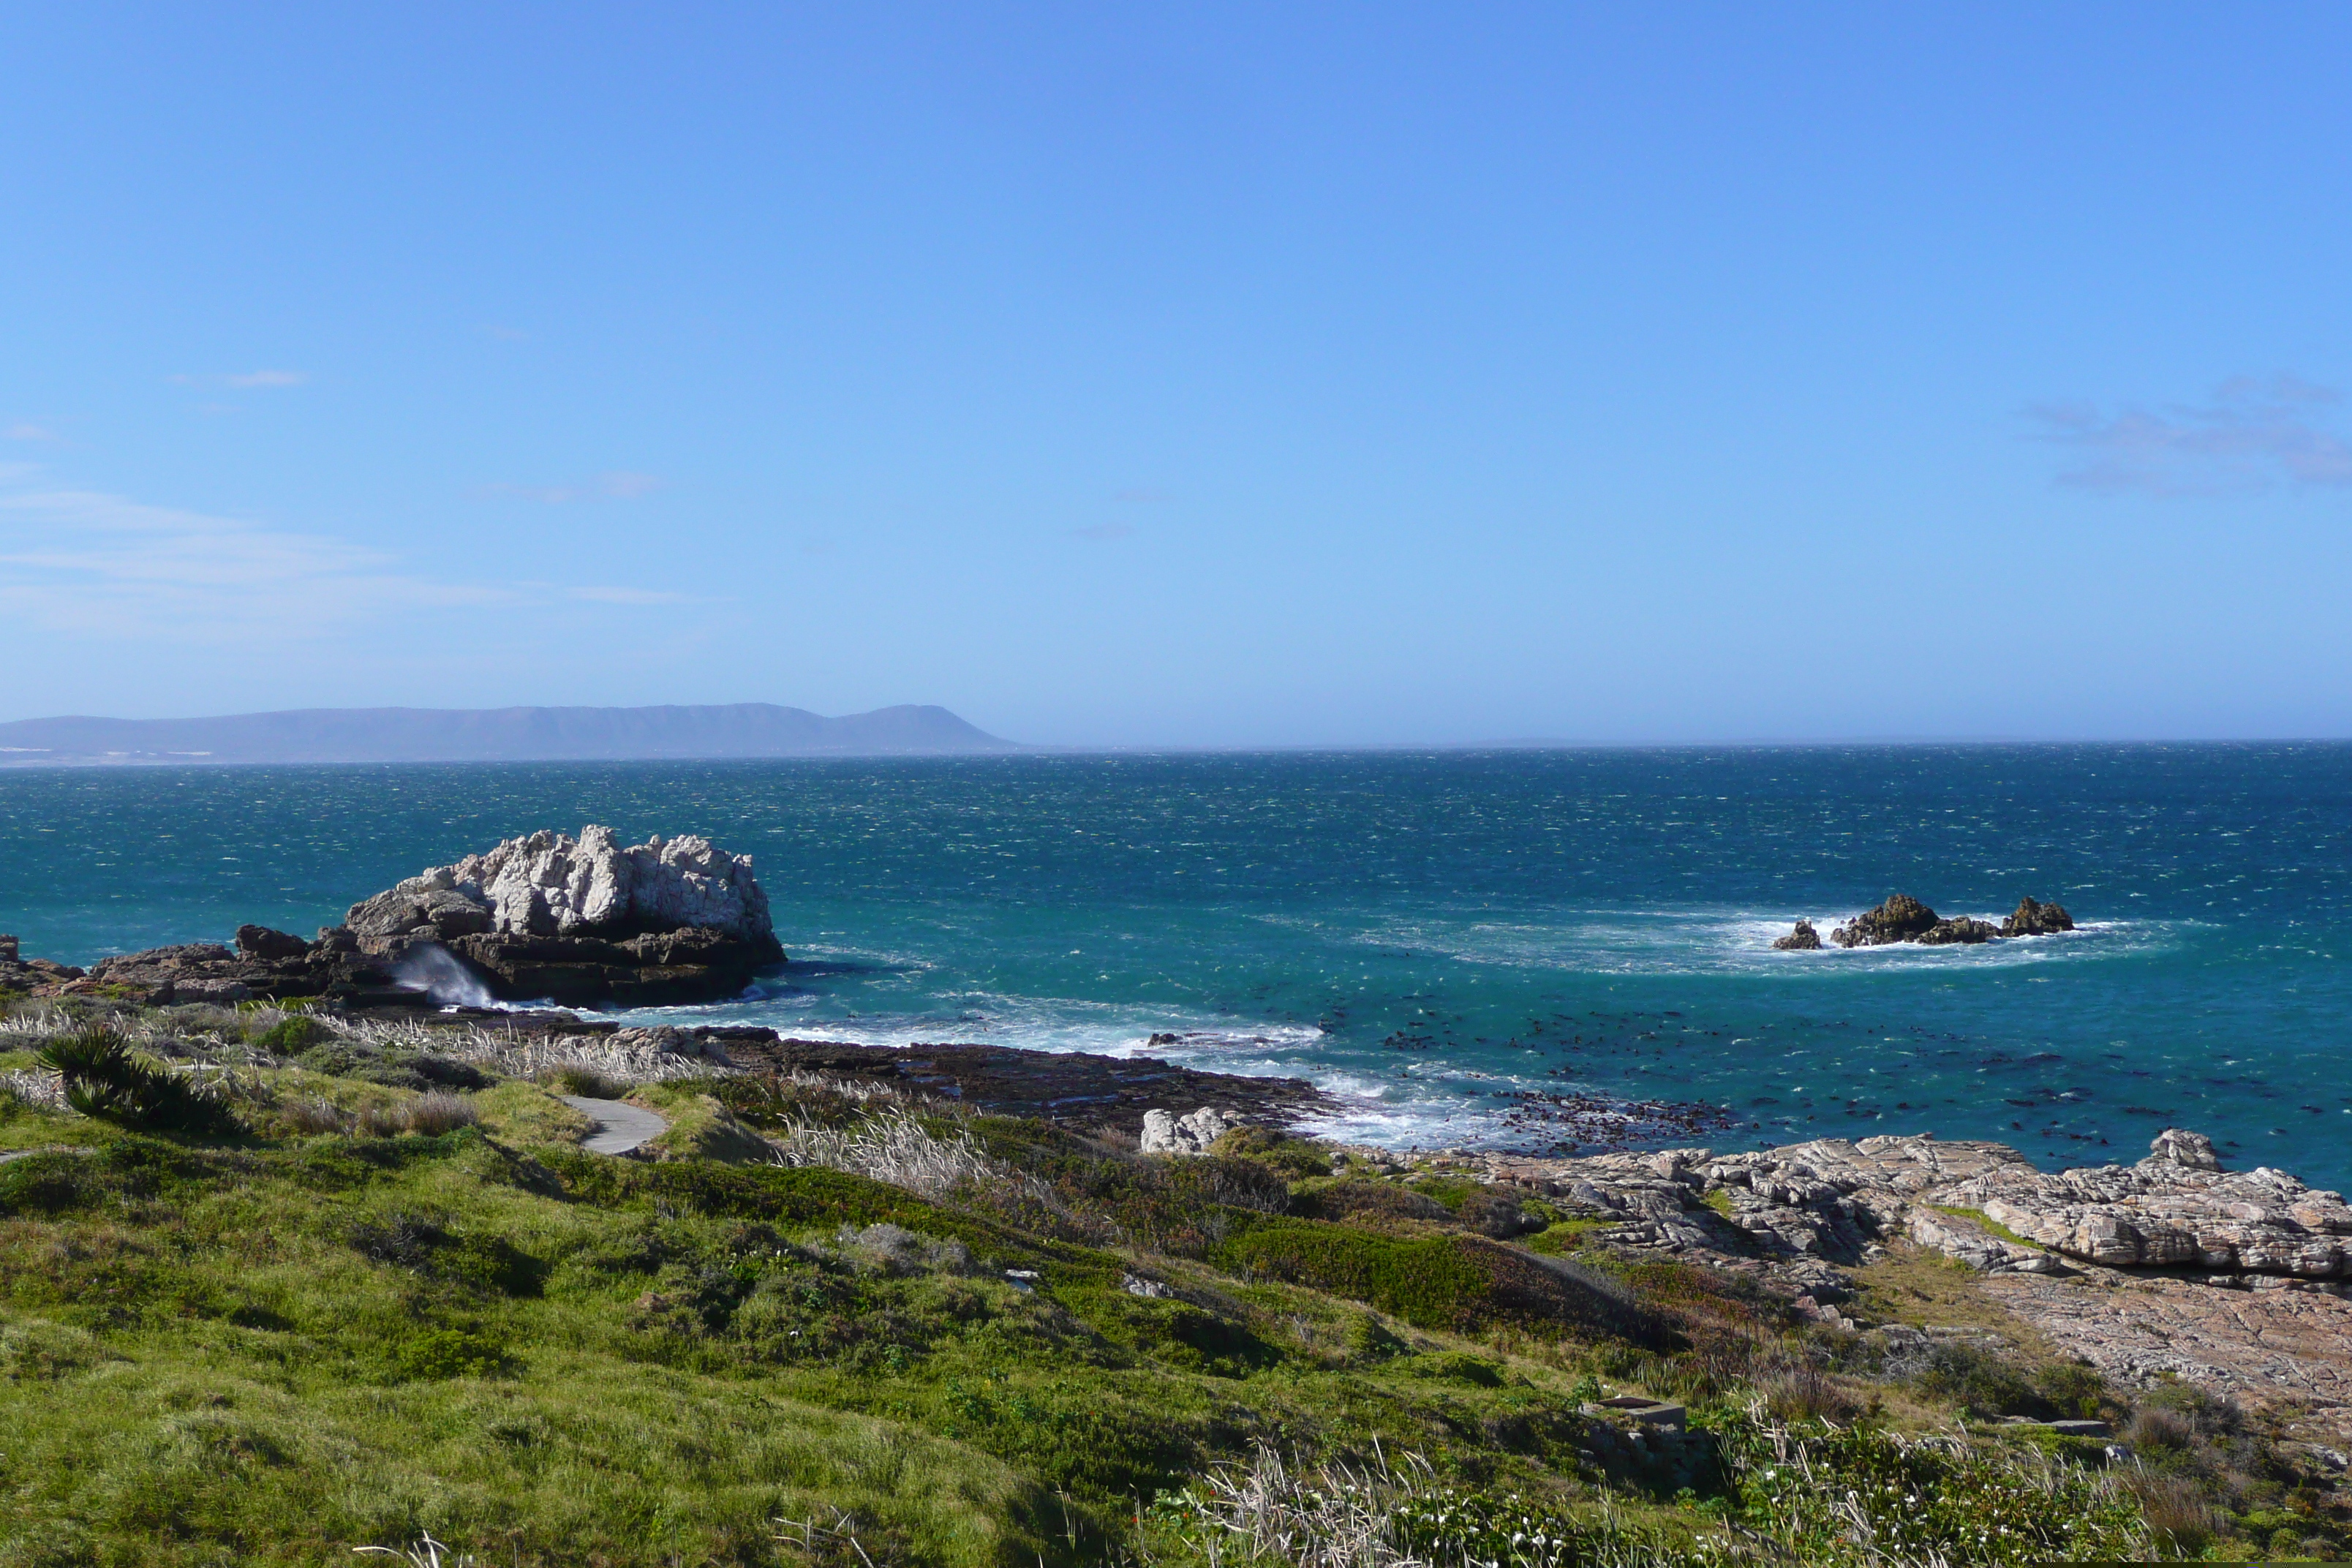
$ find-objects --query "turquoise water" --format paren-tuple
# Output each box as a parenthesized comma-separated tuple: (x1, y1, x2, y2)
(4, 747, 2348, 1188)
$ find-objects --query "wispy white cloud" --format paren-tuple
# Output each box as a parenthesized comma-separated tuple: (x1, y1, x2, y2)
(0, 476, 699, 646)
(483, 325, 528, 342)
(2029, 375, 2352, 496)
(565, 584, 693, 605)
(4, 423, 57, 442)
(171, 370, 309, 391)
(475, 472, 665, 504)
(0, 487, 496, 641)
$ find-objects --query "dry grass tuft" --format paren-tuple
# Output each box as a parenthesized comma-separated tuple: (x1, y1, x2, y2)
(2123, 1471, 2217, 1558)
(279, 1097, 351, 1135)
(402, 1090, 480, 1136)
(1754, 1362, 1866, 1425)
(768, 1107, 1052, 1204)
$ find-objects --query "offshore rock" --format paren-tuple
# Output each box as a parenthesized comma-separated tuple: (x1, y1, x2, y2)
(2000, 896, 2075, 936)
(1829, 894, 1940, 947)
(32, 827, 784, 1010)
(1915, 916, 1999, 945)
(347, 826, 774, 947)
(343, 826, 785, 1007)
(1771, 919, 1823, 951)
(1820, 894, 2074, 948)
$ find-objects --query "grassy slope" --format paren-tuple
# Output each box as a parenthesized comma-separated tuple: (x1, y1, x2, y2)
(0, 1081, 1688, 1568)
(0, 1028, 2341, 1568)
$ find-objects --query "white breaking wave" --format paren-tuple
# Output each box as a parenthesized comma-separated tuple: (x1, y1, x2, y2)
(1362, 908, 2179, 979)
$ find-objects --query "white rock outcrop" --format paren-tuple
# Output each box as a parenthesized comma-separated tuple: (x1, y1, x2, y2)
(347, 825, 774, 945)
(1140, 1106, 1235, 1155)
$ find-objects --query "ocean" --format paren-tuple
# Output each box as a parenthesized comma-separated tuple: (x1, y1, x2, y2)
(4, 745, 2348, 1191)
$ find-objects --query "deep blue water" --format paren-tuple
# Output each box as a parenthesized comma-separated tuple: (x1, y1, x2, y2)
(3, 747, 2348, 1190)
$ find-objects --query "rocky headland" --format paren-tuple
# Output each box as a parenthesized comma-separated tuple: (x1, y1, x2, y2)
(1774, 893, 2076, 950)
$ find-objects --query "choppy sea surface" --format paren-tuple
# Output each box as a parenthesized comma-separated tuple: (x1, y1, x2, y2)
(4, 747, 2348, 1190)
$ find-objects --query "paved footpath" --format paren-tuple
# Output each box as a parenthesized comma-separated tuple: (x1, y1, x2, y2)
(557, 1096, 668, 1155)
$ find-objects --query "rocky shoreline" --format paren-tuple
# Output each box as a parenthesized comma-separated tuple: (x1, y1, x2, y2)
(1392, 1126, 2352, 1441)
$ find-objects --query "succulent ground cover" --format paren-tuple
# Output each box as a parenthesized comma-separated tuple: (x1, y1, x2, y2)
(0, 998, 2343, 1566)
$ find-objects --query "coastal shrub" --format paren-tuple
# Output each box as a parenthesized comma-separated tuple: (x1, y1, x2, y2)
(1289, 1180, 1455, 1226)
(1215, 1221, 1666, 1342)
(544, 1063, 633, 1098)
(1206, 1124, 1333, 1180)
(540, 1146, 990, 1242)
(350, 1210, 548, 1296)
(34, 1023, 236, 1136)
(250, 1013, 329, 1054)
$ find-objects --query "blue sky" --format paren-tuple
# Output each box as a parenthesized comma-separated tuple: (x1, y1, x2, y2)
(4, 4, 2351, 745)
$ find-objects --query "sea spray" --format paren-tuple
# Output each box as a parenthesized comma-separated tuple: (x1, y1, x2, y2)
(392, 945, 494, 1008)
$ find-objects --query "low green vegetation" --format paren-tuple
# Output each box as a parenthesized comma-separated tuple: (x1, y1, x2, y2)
(0, 996, 2342, 1566)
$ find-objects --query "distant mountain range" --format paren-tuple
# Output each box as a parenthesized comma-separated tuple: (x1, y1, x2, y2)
(0, 704, 1021, 765)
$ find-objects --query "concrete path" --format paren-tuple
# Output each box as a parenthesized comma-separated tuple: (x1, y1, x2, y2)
(557, 1096, 668, 1155)
(0, 1146, 93, 1164)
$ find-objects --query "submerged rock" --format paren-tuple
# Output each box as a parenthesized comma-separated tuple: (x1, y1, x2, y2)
(1771, 919, 1823, 951)
(2000, 895, 2075, 936)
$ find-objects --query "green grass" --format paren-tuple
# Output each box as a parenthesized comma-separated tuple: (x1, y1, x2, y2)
(0, 1093, 1651, 1566)
(0, 1017, 2331, 1567)
(1929, 1204, 2041, 1250)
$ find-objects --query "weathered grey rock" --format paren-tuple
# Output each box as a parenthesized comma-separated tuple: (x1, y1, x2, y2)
(1945, 1131, 2351, 1277)
(1140, 1106, 1235, 1155)
(340, 826, 785, 1006)
(347, 825, 774, 949)
(1477, 1127, 2348, 1284)
(1771, 919, 1823, 951)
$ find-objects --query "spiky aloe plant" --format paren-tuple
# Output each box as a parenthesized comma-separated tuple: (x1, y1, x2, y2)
(35, 1023, 234, 1135)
